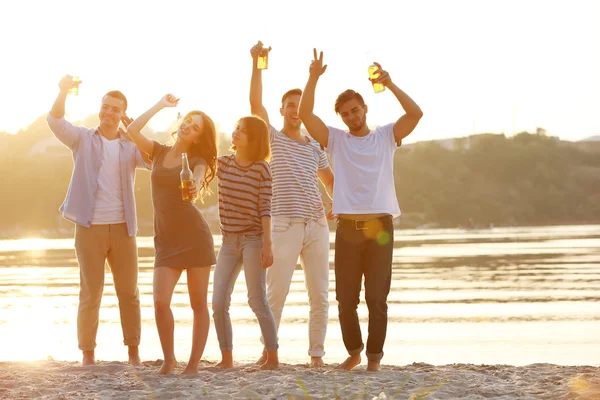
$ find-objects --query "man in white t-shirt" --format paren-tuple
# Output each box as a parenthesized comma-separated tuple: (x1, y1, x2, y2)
(249, 41, 335, 367)
(47, 76, 149, 366)
(298, 49, 423, 371)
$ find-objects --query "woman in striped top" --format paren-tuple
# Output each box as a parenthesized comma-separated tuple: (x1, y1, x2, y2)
(212, 116, 279, 370)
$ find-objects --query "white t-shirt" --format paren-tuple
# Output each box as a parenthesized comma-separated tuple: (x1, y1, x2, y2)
(326, 123, 401, 217)
(91, 136, 126, 224)
(269, 126, 329, 219)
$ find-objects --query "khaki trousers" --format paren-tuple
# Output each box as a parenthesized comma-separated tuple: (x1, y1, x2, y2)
(74, 223, 141, 351)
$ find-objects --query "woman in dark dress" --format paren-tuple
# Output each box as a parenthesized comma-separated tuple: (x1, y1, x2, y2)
(126, 94, 217, 374)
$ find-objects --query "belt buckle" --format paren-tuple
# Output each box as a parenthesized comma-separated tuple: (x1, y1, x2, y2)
(355, 220, 367, 230)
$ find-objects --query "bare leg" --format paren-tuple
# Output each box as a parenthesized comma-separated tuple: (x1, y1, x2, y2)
(128, 346, 141, 366)
(216, 350, 234, 369)
(182, 267, 211, 374)
(153, 267, 183, 374)
(336, 355, 361, 371)
(82, 350, 95, 365)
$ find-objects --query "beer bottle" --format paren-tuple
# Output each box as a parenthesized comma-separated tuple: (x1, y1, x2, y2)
(180, 153, 194, 201)
(68, 76, 81, 96)
(368, 65, 385, 93)
(257, 46, 272, 70)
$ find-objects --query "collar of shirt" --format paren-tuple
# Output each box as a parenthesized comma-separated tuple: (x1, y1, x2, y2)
(93, 128, 130, 144)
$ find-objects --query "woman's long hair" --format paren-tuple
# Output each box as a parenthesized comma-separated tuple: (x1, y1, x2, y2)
(171, 110, 218, 201)
(230, 116, 271, 162)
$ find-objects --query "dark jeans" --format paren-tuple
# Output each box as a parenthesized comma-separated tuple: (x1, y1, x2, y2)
(335, 215, 394, 361)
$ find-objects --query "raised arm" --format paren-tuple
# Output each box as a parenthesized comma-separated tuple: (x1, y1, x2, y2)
(49, 75, 74, 119)
(47, 75, 87, 149)
(120, 115, 152, 168)
(371, 62, 423, 143)
(249, 41, 270, 127)
(298, 48, 330, 148)
(126, 94, 179, 156)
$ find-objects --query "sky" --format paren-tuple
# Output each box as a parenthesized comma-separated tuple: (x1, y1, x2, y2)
(1, 0, 599, 142)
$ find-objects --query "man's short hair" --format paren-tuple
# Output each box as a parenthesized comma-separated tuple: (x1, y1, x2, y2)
(334, 89, 364, 114)
(281, 88, 302, 105)
(103, 90, 128, 112)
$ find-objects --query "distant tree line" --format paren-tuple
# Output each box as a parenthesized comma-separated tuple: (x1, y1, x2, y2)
(1, 115, 599, 237)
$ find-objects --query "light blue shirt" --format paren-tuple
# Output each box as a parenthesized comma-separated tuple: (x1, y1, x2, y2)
(46, 114, 150, 236)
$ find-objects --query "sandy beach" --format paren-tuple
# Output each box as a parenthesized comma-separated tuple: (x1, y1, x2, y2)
(2, 227, 600, 398)
(1, 360, 598, 399)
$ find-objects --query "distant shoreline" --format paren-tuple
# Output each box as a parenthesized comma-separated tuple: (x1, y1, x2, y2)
(1, 222, 599, 241)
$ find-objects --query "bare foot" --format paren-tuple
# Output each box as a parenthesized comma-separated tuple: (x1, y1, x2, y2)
(182, 364, 198, 374)
(336, 355, 361, 371)
(128, 346, 141, 366)
(260, 350, 279, 370)
(128, 354, 142, 366)
(158, 359, 177, 375)
(255, 350, 267, 365)
(82, 351, 95, 366)
(215, 360, 234, 369)
(259, 360, 279, 370)
(310, 357, 325, 368)
(366, 360, 381, 372)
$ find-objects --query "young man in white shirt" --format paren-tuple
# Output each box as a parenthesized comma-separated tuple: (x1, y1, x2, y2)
(47, 75, 149, 365)
(299, 49, 423, 371)
(249, 42, 334, 367)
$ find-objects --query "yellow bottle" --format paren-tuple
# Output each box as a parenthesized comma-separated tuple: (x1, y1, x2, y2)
(257, 47, 270, 70)
(368, 65, 385, 93)
(68, 77, 81, 95)
(180, 153, 194, 201)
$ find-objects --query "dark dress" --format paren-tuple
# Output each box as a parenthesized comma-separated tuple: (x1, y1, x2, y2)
(150, 142, 216, 268)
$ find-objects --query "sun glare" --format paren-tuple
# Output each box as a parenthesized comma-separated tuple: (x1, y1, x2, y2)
(1, 1, 599, 140)
(0, 238, 72, 253)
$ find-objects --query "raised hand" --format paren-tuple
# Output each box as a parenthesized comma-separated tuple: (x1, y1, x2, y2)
(309, 48, 327, 78)
(121, 114, 134, 128)
(250, 40, 270, 59)
(369, 62, 392, 87)
(158, 94, 179, 108)
(58, 75, 80, 93)
(119, 114, 135, 141)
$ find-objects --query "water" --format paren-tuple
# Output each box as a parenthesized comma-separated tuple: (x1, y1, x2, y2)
(1, 225, 599, 366)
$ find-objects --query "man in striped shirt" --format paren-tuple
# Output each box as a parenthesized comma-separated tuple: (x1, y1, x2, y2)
(249, 41, 334, 367)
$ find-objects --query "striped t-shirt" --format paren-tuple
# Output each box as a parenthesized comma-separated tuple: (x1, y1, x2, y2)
(217, 154, 272, 234)
(269, 126, 329, 219)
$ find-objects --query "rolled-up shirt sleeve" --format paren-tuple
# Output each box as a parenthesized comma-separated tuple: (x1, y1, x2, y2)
(46, 114, 87, 150)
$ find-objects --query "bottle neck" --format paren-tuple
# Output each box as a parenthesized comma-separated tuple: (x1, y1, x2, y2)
(182, 153, 191, 171)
